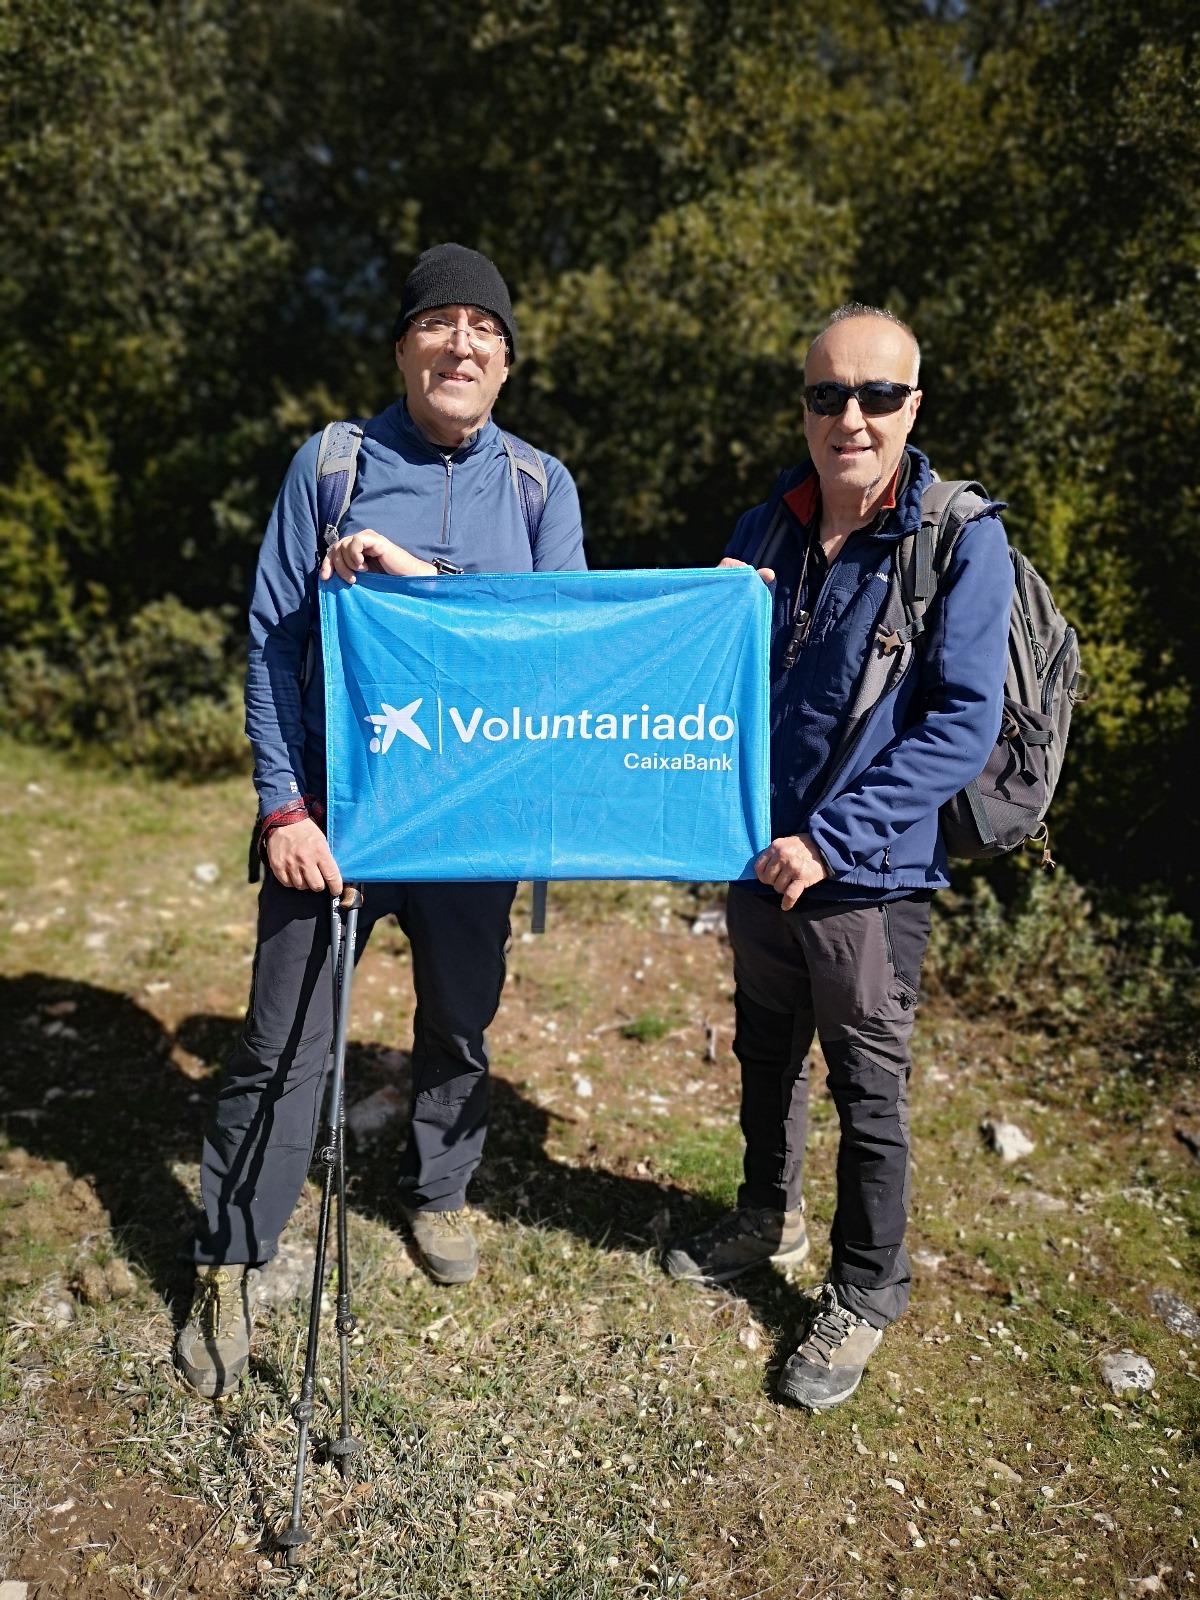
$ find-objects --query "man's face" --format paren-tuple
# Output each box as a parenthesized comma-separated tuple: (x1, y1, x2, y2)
(395, 303, 510, 447)
(802, 318, 922, 501)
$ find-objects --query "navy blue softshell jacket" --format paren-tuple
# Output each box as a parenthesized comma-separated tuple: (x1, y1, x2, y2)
(725, 445, 1014, 897)
(245, 398, 587, 814)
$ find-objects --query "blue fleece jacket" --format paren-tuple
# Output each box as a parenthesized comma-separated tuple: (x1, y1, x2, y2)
(725, 446, 1014, 897)
(245, 398, 586, 814)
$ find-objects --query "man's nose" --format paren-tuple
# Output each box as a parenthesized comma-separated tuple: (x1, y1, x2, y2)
(837, 397, 867, 429)
(447, 322, 474, 353)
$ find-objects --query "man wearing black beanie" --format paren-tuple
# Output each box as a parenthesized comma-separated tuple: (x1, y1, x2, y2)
(175, 243, 586, 1399)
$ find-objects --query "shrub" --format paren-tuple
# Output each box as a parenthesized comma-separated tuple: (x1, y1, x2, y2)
(0, 596, 248, 778)
(925, 868, 1196, 1046)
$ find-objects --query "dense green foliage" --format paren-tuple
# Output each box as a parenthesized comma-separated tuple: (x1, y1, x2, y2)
(1, 0, 1197, 911)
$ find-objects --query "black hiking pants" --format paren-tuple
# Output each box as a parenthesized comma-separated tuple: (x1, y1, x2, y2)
(726, 884, 932, 1329)
(191, 871, 516, 1267)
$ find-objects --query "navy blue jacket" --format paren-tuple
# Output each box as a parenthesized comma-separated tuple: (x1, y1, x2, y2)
(725, 446, 1013, 897)
(245, 399, 586, 814)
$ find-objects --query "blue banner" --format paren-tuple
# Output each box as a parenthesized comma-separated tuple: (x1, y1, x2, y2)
(320, 569, 770, 882)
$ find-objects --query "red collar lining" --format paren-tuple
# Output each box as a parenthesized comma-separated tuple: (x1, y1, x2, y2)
(781, 463, 901, 528)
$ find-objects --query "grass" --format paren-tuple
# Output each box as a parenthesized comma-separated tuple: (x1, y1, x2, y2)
(0, 734, 1198, 1597)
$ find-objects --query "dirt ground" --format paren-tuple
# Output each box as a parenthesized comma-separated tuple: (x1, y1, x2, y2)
(1, 746, 1198, 1599)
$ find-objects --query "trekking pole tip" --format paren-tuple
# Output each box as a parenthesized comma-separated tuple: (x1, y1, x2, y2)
(324, 1434, 364, 1477)
(276, 1523, 313, 1565)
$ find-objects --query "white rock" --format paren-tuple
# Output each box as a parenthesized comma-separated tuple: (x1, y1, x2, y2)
(346, 1083, 406, 1146)
(690, 908, 727, 938)
(1093, 1511, 1117, 1533)
(572, 1074, 593, 1100)
(738, 1324, 762, 1353)
(1099, 1350, 1155, 1395)
(982, 1119, 1036, 1163)
(1128, 1577, 1169, 1596)
(0, 1580, 31, 1599)
(257, 1240, 318, 1307)
(192, 862, 220, 885)
(912, 1249, 946, 1273)
(884, 1476, 906, 1494)
(1149, 1287, 1200, 1341)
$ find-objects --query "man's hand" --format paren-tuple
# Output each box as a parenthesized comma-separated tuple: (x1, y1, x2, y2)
(718, 555, 775, 586)
(320, 529, 438, 584)
(265, 817, 343, 895)
(755, 832, 828, 911)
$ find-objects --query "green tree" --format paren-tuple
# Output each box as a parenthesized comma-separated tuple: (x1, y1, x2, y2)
(0, 0, 290, 763)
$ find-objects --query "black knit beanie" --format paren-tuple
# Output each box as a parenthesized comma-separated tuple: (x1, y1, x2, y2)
(394, 243, 517, 357)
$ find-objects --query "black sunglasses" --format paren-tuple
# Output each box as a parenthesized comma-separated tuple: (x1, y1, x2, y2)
(803, 380, 915, 417)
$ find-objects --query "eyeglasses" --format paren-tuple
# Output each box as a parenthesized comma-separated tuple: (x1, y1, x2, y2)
(803, 381, 915, 417)
(410, 314, 506, 356)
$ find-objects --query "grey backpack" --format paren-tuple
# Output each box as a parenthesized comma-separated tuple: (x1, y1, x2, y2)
(866, 480, 1080, 867)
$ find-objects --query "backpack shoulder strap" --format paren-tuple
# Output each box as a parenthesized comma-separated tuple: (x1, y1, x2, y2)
(819, 478, 995, 793)
(315, 420, 365, 554)
(501, 431, 549, 554)
(883, 479, 992, 654)
(749, 500, 792, 571)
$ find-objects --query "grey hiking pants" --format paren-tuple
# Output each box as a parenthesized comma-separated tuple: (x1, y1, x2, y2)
(726, 884, 932, 1329)
(191, 871, 516, 1266)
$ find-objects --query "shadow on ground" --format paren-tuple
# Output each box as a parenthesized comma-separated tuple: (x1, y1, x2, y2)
(0, 972, 811, 1369)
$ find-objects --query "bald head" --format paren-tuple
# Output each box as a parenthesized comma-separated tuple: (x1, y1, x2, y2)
(805, 304, 920, 387)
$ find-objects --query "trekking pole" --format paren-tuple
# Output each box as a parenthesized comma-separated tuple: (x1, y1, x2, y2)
(279, 884, 364, 1565)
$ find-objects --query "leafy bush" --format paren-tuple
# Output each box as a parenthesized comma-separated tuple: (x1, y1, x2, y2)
(925, 869, 1196, 1043)
(0, 597, 247, 778)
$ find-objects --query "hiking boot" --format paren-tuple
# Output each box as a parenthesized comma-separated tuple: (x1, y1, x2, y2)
(662, 1204, 809, 1286)
(776, 1283, 884, 1410)
(174, 1264, 259, 1400)
(402, 1206, 479, 1284)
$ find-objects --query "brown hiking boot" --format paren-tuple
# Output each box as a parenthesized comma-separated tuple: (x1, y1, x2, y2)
(776, 1283, 884, 1410)
(662, 1204, 809, 1286)
(401, 1206, 479, 1284)
(174, 1264, 259, 1400)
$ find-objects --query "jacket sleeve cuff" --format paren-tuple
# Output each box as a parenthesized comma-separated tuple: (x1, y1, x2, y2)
(805, 813, 855, 878)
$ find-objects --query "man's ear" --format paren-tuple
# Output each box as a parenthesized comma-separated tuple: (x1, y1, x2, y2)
(907, 389, 923, 430)
(394, 339, 406, 371)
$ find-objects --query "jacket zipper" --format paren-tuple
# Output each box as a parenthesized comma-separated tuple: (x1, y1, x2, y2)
(440, 455, 453, 544)
(1040, 627, 1077, 716)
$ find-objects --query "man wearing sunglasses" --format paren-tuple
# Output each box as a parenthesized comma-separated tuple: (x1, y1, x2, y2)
(174, 243, 586, 1399)
(665, 304, 1013, 1410)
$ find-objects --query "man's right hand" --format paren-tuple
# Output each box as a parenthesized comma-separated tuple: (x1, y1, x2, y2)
(321, 529, 437, 584)
(265, 818, 343, 895)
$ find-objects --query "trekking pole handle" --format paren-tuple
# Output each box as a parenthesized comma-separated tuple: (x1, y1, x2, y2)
(338, 884, 364, 911)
